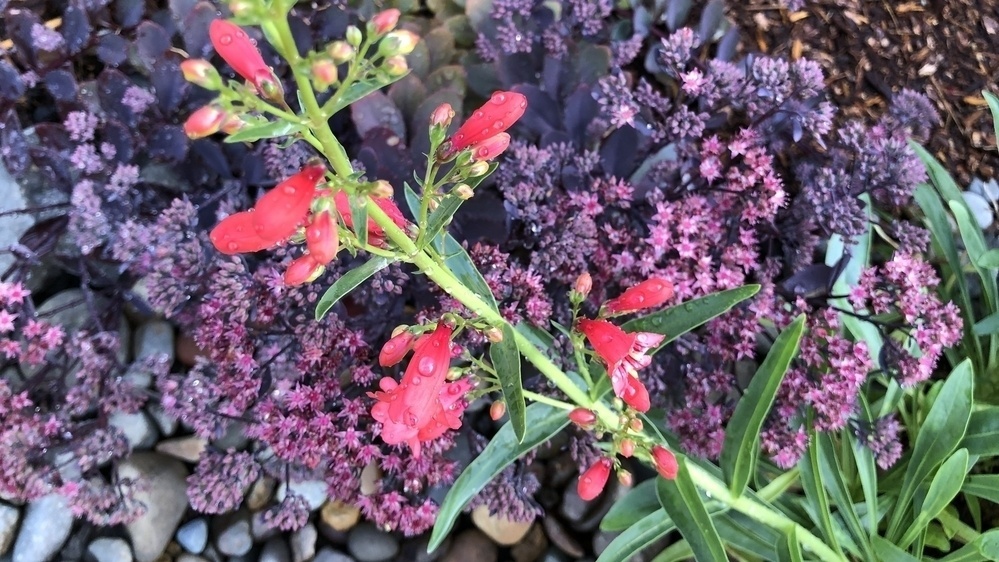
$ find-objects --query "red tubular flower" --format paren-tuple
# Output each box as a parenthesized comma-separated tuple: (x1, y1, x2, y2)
(577, 457, 613, 501)
(651, 445, 679, 480)
(252, 164, 326, 242)
(209, 20, 275, 92)
(379, 331, 415, 367)
(283, 254, 323, 286)
(368, 324, 472, 458)
(333, 192, 407, 245)
(210, 210, 279, 255)
(442, 91, 527, 159)
(577, 319, 664, 413)
(305, 211, 338, 264)
(604, 277, 675, 315)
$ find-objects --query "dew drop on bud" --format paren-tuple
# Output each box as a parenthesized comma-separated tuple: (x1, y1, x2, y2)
(417, 356, 436, 375)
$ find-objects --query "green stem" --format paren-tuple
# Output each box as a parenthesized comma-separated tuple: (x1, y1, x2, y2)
(937, 509, 981, 545)
(523, 390, 574, 410)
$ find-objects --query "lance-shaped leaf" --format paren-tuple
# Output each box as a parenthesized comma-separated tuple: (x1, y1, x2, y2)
(656, 456, 728, 562)
(489, 324, 525, 442)
(315, 256, 395, 320)
(622, 285, 760, 350)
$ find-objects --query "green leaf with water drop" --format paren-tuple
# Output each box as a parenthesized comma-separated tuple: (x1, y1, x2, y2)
(622, 285, 759, 351)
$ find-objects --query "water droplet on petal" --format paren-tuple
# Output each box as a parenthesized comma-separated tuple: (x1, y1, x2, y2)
(282, 185, 297, 195)
(219, 34, 233, 45)
(493, 120, 504, 130)
(417, 356, 436, 375)
(411, 375, 422, 386)
(492, 93, 506, 103)
(227, 242, 239, 251)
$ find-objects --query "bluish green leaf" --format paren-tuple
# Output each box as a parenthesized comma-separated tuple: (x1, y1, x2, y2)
(656, 457, 728, 562)
(973, 312, 999, 337)
(798, 427, 842, 556)
(514, 322, 554, 352)
(777, 527, 804, 562)
(622, 285, 760, 349)
(950, 201, 999, 308)
(348, 194, 368, 247)
(852, 395, 880, 534)
(977, 249, 999, 269)
(871, 535, 922, 562)
(962, 406, 999, 456)
(322, 77, 407, 117)
(938, 529, 999, 561)
(900, 449, 969, 548)
(601, 479, 661, 531)
(428, 404, 568, 551)
(421, 194, 463, 248)
(224, 119, 301, 143)
(962, 474, 999, 503)
(714, 511, 780, 560)
(315, 256, 395, 320)
(887, 360, 974, 542)
(597, 509, 674, 562)
(983, 90, 999, 157)
(490, 324, 525, 442)
(722, 314, 805, 496)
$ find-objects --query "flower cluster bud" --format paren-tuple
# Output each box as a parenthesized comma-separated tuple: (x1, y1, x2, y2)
(369, 8, 401, 35)
(379, 30, 419, 56)
(383, 55, 408, 77)
(617, 469, 633, 487)
(489, 400, 506, 421)
(454, 184, 474, 200)
(577, 458, 612, 501)
(484, 327, 504, 343)
(219, 114, 246, 134)
(209, 20, 279, 99)
(311, 59, 338, 90)
(346, 25, 363, 47)
(228, 0, 255, 17)
(439, 91, 527, 161)
(305, 210, 338, 264)
(379, 330, 416, 367)
(328, 41, 355, 64)
(568, 408, 597, 429)
(651, 445, 679, 480)
(370, 180, 394, 199)
(470, 132, 511, 162)
(184, 105, 226, 139)
(618, 438, 635, 458)
(603, 277, 675, 315)
(467, 161, 490, 177)
(284, 254, 324, 286)
(180, 59, 222, 90)
(430, 103, 454, 129)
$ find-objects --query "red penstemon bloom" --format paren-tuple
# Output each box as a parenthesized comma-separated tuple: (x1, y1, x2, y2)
(368, 324, 473, 458)
(379, 331, 415, 367)
(333, 191, 407, 246)
(577, 457, 612, 501)
(651, 445, 679, 480)
(283, 253, 323, 286)
(604, 277, 675, 315)
(184, 105, 226, 139)
(577, 318, 664, 413)
(210, 210, 276, 255)
(441, 91, 527, 159)
(252, 164, 326, 241)
(304, 210, 338, 264)
(209, 20, 275, 92)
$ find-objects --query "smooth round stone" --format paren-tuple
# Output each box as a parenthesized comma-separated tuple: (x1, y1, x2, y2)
(134, 320, 175, 362)
(87, 538, 133, 562)
(440, 530, 497, 562)
(277, 480, 327, 511)
(542, 516, 583, 558)
(313, 548, 356, 562)
(119, 453, 189, 562)
(246, 477, 276, 511)
(0, 503, 20, 555)
(347, 524, 399, 562)
(12, 494, 72, 562)
(156, 435, 207, 463)
(290, 523, 317, 562)
(510, 523, 547, 562)
(110, 410, 158, 450)
(320, 501, 360, 533)
(259, 538, 290, 562)
(176, 518, 208, 554)
(963, 191, 994, 229)
(215, 514, 252, 556)
(470, 505, 532, 546)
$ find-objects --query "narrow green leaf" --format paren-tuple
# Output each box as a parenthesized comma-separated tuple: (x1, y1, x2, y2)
(910, 140, 965, 202)
(798, 428, 842, 555)
(938, 529, 999, 562)
(622, 285, 760, 348)
(489, 324, 525, 442)
(871, 535, 922, 562)
(852, 395, 881, 534)
(983, 90, 999, 153)
(514, 322, 554, 351)
(714, 511, 781, 560)
(776, 527, 804, 562)
(601, 479, 661, 531)
(722, 314, 805, 496)
(597, 509, 674, 562)
(900, 449, 970, 549)
(224, 119, 300, 143)
(887, 360, 974, 541)
(961, 406, 999, 456)
(323, 78, 407, 117)
(349, 195, 368, 248)
(422, 194, 464, 247)
(962, 475, 999, 503)
(816, 433, 875, 559)
(656, 457, 729, 562)
(950, 201, 999, 306)
(315, 256, 395, 320)
(428, 404, 569, 551)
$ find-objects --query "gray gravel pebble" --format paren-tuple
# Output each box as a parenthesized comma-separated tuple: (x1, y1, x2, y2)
(87, 538, 133, 562)
(346, 523, 399, 562)
(119, 453, 189, 562)
(313, 548, 355, 562)
(259, 538, 290, 562)
(215, 514, 252, 557)
(11, 494, 72, 562)
(176, 518, 208, 554)
(0, 504, 19, 556)
(290, 523, 317, 562)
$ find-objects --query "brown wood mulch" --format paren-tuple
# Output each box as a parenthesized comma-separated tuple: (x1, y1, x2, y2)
(729, 0, 999, 186)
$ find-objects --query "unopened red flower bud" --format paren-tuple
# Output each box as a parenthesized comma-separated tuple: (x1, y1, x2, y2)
(370, 8, 401, 35)
(346, 25, 363, 47)
(454, 184, 474, 200)
(604, 277, 675, 315)
(328, 41, 354, 64)
(651, 445, 678, 480)
(568, 408, 597, 429)
(577, 458, 612, 501)
(470, 132, 511, 162)
(379, 330, 415, 367)
(253, 164, 326, 241)
(573, 272, 592, 298)
(621, 376, 651, 413)
(391, 324, 409, 338)
(209, 20, 275, 93)
(380, 30, 419, 56)
(442, 91, 527, 160)
(180, 59, 222, 89)
(371, 180, 394, 199)
(467, 161, 490, 177)
(619, 438, 635, 458)
(210, 210, 278, 255)
(383, 55, 408, 76)
(184, 105, 226, 139)
(629, 418, 644, 432)
(284, 254, 324, 286)
(489, 400, 506, 421)
(311, 59, 338, 89)
(219, 114, 246, 134)
(305, 210, 339, 264)
(617, 469, 633, 487)
(430, 103, 454, 128)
